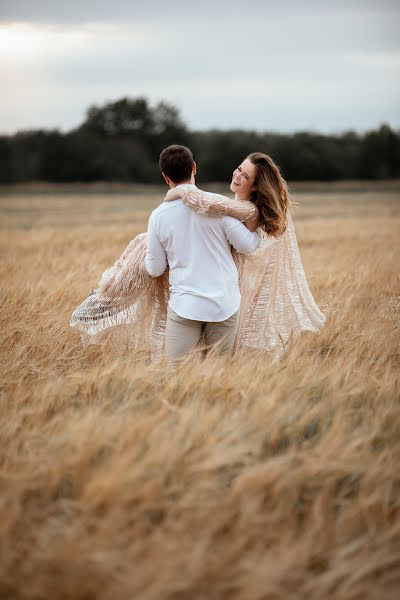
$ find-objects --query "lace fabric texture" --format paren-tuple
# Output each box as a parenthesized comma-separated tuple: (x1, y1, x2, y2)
(70, 188, 326, 359)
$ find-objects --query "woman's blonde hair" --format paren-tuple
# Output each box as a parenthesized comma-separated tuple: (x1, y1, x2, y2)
(247, 152, 293, 237)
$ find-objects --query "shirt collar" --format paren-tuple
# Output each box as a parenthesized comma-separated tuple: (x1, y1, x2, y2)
(175, 183, 197, 190)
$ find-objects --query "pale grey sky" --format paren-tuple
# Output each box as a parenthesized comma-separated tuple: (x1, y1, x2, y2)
(0, 0, 399, 134)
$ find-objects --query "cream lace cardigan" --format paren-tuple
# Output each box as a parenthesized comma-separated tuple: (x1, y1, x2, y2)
(70, 188, 326, 360)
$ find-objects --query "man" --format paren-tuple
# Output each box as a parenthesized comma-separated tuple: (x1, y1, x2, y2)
(145, 144, 260, 364)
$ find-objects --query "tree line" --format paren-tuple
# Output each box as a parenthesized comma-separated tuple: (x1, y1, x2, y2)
(0, 97, 399, 183)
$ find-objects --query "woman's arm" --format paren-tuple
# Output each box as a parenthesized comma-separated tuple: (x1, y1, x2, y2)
(165, 186, 259, 230)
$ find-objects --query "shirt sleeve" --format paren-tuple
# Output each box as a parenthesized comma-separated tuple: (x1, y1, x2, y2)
(222, 216, 261, 254)
(145, 212, 168, 277)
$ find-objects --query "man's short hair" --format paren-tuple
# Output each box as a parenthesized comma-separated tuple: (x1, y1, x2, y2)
(159, 145, 194, 184)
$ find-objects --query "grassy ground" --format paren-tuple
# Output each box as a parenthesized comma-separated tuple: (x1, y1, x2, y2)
(1, 182, 399, 599)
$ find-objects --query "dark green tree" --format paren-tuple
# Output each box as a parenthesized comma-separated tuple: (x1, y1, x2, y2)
(81, 97, 154, 137)
(1, 97, 399, 183)
(359, 124, 400, 179)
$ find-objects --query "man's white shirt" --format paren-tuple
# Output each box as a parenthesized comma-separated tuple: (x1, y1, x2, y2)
(145, 184, 261, 322)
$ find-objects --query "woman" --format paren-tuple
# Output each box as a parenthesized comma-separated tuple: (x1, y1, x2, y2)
(70, 153, 326, 360)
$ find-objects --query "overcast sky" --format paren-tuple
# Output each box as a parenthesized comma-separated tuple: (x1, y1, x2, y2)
(0, 0, 399, 134)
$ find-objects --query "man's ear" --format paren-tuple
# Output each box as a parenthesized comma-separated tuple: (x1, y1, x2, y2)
(161, 172, 170, 185)
(192, 161, 197, 176)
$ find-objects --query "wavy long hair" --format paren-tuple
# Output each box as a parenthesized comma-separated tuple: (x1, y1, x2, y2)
(247, 152, 293, 237)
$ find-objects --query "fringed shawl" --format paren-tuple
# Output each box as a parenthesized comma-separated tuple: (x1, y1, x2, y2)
(70, 188, 326, 359)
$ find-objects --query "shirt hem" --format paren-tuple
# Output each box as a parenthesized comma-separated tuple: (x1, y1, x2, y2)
(168, 299, 241, 323)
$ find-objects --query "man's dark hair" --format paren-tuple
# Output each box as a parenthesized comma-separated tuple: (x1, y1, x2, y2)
(159, 145, 194, 184)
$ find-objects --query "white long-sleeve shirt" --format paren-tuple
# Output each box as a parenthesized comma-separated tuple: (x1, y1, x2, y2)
(145, 185, 261, 322)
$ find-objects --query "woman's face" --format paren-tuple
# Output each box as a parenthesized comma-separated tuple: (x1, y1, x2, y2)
(230, 157, 257, 200)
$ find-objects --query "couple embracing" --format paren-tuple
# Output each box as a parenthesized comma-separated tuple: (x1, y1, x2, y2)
(71, 145, 326, 363)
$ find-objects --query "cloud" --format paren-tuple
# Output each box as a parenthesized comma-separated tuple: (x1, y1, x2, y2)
(1, 0, 400, 25)
(0, 1, 399, 133)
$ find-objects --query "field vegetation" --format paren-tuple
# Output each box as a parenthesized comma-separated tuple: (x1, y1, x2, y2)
(1, 181, 399, 599)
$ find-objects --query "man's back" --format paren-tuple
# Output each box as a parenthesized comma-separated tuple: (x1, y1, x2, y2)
(145, 190, 260, 321)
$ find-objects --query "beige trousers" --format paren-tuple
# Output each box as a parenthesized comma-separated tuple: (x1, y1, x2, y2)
(164, 305, 239, 364)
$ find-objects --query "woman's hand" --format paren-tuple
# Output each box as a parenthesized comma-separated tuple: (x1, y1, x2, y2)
(244, 208, 260, 231)
(164, 187, 185, 201)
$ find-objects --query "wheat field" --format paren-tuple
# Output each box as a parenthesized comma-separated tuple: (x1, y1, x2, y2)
(1, 182, 399, 600)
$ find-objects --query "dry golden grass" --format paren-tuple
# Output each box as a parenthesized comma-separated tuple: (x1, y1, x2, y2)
(1, 182, 399, 599)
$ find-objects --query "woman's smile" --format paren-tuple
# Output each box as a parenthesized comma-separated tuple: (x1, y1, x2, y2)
(230, 158, 257, 199)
